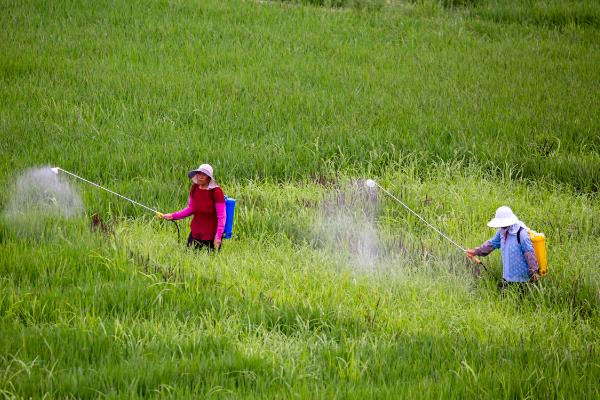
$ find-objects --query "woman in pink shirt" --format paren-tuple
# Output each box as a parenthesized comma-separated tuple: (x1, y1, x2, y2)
(161, 164, 226, 251)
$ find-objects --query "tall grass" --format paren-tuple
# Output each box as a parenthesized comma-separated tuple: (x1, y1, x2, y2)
(1, 161, 599, 397)
(1, 0, 599, 195)
(1, 0, 599, 397)
(458, 0, 600, 28)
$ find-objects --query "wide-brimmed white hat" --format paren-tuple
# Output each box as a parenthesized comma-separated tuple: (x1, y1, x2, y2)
(187, 163, 218, 188)
(487, 206, 519, 228)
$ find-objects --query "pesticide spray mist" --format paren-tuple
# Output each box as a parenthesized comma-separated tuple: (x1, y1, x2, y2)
(3, 167, 84, 238)
(312, 178, 464, 276)
(312, 180, 383, 271)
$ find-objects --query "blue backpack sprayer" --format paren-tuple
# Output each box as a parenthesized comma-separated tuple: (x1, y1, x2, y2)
(51, 167, 236, 241)
(223, 196, 236, 239)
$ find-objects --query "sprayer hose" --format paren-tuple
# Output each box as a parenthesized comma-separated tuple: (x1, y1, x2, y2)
(171, 220, 180, 242)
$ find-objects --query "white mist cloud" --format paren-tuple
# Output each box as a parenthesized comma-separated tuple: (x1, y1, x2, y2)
(5, 166, 83, 218)
(312, 180, 381, 270)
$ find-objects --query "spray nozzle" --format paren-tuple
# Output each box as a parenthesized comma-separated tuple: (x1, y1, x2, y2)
(50, 167, 60, 174)
(365, 179, 376, 189)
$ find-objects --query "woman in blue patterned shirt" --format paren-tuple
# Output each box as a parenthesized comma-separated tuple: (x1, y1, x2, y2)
(467, 206, 540, 286)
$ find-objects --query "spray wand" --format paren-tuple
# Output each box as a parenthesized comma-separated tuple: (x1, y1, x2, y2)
(51, 167, 180, 240)
(365, 179, 486, 271)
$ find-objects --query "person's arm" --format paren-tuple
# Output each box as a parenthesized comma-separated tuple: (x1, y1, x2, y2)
(162, 196, 193, 220)
(519, 229, 540, 280)
(212, 188, 226, 247)
(467, 230, 500, 259)
(214, 202, 226, 243)
(473, 230, 501, 256)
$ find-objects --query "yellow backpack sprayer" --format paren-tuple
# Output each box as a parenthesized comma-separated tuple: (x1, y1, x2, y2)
(517, 227, 548, 275)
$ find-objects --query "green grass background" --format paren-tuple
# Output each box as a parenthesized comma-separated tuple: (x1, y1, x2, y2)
(1, 0, 599, 398)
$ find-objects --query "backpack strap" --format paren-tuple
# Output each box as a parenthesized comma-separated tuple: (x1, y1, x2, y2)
(517, 227, 523, 245)
(211, 187, 226, 203)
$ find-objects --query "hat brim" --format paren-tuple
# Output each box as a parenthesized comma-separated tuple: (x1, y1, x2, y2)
(487, 215, 519, 228)
(188, 170, 214, 180)
(187, 170, 218, 189)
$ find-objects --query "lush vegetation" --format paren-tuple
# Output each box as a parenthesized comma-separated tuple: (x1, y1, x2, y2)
(1, 0, 598, 398)
(2, 0, 599, 194)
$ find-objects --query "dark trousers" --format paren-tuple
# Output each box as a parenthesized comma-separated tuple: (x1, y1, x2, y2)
(187, 234, 219, 252)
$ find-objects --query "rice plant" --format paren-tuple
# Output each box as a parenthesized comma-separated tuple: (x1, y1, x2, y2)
(1, 0, 599, 397)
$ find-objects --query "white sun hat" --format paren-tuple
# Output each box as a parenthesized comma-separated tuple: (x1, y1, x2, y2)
(187, 163, 218, 188)
(487, 206, 519, 228)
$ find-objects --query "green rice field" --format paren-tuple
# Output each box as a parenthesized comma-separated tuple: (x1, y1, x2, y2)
(1, 0, 599, 398)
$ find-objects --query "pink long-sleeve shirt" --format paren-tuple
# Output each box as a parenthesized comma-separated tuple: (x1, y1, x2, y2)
(172, 185, 226, 241)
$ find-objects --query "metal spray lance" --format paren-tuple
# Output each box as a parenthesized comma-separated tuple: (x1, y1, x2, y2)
(365, 179, 486, 270)
(51, 167, 165, 217)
